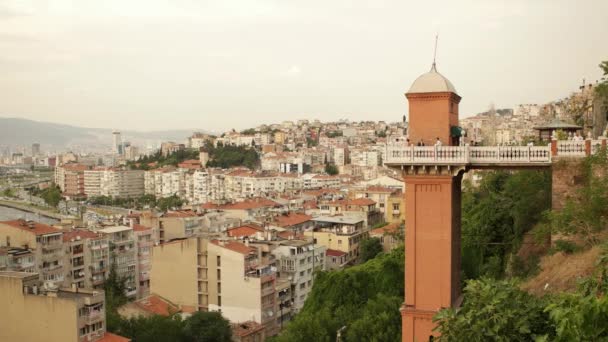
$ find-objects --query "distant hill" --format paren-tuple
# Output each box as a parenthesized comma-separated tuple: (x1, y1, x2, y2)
(0, 117, 210, 150)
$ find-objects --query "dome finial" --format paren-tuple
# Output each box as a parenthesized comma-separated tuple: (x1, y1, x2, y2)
(431, 34, 439, 72)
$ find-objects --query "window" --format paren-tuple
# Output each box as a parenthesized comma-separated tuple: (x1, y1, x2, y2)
(393, 203, 400, 210)
(338, 239, 342, 245)
(300, 271, 305, 277)
(216, 256, 221, 267)
(218, 296, 222, 306)
(217, 269, 221, 281)
(300, 283, 305, 289)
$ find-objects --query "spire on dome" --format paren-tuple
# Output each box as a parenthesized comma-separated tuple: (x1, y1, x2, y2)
(431, 34, 438, 71)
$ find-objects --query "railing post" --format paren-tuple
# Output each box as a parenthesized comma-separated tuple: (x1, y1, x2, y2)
(465, 145, 470, 163)
(497, 145, 501, 162)
(434, 146, 438, 161)
(548, 143, 552, 162)
(551, 138, 558, 157)
(585, 139, 592, 156)
(410, 145, 414, 162)
(527, 145, 531, 162)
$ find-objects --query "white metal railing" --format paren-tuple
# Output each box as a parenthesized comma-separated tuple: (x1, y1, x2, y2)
(556, 141, 585, 157)
(384, 145, 552, 165)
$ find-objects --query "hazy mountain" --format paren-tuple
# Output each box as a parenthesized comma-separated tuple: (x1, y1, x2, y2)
(0, 117, 210, 150)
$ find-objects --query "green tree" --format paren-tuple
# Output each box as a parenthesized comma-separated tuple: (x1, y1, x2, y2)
(359, 237, 383, 262)
(118, 315, 185, 342)
(344, 294, 402, 342)
(182, 311, 232, 342)
(434, 278, 552, 341)
(157, 194, 184, 212)
(2, 188, 15, 198)
(272, 246, 404, 342)
(325, 163, 339, 175)
(40, 185, 62, 207)
(550, 150, 608, 245)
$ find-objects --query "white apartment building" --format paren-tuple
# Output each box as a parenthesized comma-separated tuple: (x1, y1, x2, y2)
(332, 146, 349, 166)
(84, 169, 145, 198)
(272, 240, 325, 313)
(350, 149, 379, 167)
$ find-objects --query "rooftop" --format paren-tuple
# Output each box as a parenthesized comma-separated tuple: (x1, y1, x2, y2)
(273, 212, 313, 227)
(62, 229, 100, 242)
(326, 249, 347, 257)
(0, 220, 62, 236)
(98, 225, 132, 234)
(212, 240, 257, 255)
(312, 216, 364, 225)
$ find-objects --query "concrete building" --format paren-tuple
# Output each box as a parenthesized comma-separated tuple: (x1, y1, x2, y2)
(140, 210, 203, 244)
(56, 163, 89, 198)
(0, 220, 65, 287)
(0, 271, 129, 342)
(133, 224, 153, 298)
(305, 216, 368, 264)
(272, 240, 325, 313)
(112, 131, 123, 155)
(151, 238, 279, 335)
(98, 226, 137, 298)
(63, 229, 110, 290)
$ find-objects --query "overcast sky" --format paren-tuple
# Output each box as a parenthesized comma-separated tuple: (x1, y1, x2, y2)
(0, 0, 607, 132)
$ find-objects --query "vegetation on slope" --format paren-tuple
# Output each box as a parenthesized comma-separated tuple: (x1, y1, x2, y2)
(271, 246, 404, 342)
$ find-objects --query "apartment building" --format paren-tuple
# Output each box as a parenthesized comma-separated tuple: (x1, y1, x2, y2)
(98, 226, 137, 298)
(0, 220, 65, 287)
(332, 146, 349, 166)
(301, 174, 341, 189)
(151, 238, 278, 335)
(140, 210, 203, 244)
(201, 198, 283, 222)
(305, 216, 368, 265)
(272, 240, 325, 313)
(350, 149, 379, 167)
(0, 271, 129, 342)
(84, 168, 145, 198)
(56, 163, 89, 198)
(63, 229, 110, 290)
(133, 224, 153, 298)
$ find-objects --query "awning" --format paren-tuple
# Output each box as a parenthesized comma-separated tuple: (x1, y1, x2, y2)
(451, 126, 464, 137)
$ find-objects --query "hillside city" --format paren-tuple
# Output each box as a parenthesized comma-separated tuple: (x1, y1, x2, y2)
(1, 60, 608, 341)
(1, 0, 608, 340)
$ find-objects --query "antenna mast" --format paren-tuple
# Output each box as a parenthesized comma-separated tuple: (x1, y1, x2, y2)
(432, 34, 439, 69)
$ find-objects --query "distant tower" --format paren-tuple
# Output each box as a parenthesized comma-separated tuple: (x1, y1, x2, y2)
(199, 147, 210, 167)
(112, 131, 122, 155)
(31, 143, 40, 156)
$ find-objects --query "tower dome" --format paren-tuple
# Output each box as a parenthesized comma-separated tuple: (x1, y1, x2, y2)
(407, 63, 457, 94)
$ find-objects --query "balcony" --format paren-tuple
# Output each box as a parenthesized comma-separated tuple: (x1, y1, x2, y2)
(90, 266, 107, 274)
(42, 263, 63, 271)
(384, 144, 552, 167)
(84, 309, 104, 325)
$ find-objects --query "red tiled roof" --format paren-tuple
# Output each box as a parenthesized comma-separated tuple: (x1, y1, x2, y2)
(98, 332, 131, 342)
(162, 210, 198, 218)
(62, 163, 89, 171)
(212, 240, 256, 255)
(62, 229, 99, 242)
(132, 224, 153, 232)
(326, 249, 347, 257)
(202, 198, 281, 210)
(346, 198, 376, 206)
(0, 220, 62, 236)
(135, 295, 180, 316)
(232, 321, 265, 337)
(277, 231, 305, 240)
(273, 213, 313, 228)
(370, 222, 401, 236)
(226, 224, 264, 238)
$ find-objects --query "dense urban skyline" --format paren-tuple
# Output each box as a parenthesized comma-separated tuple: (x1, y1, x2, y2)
(0, 1, 606, 131)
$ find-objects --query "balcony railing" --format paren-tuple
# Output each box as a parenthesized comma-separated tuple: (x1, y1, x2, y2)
(384, 144, 552, 165)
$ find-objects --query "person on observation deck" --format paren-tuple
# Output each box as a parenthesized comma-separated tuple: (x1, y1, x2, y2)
(417, 139, 425, 147)
(435, 137, 442, 146)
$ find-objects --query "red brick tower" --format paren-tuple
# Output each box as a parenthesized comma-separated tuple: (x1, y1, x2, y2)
(401, 63, 463, 341)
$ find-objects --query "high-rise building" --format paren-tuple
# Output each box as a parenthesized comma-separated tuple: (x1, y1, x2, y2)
(31, 143, 40, 156)
(112, 131, 122, 155)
